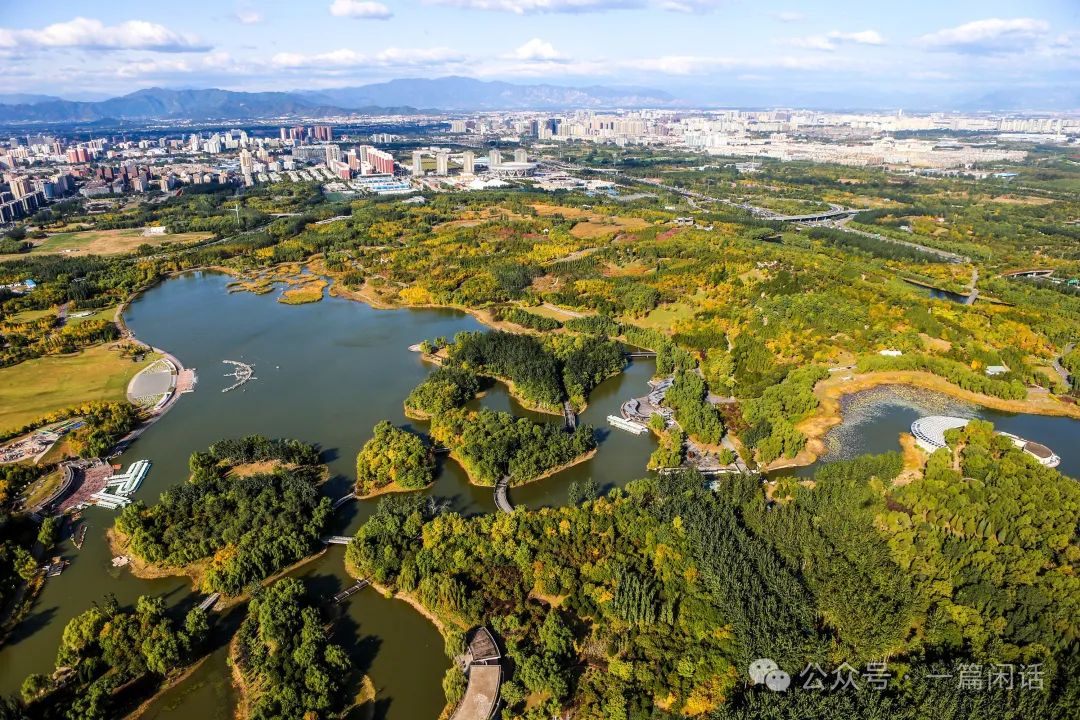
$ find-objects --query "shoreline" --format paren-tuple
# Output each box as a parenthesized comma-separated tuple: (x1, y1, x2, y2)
(108, 526, 329, 608)
(343, 561, 458, 719)
(443, 446, 598, 489)
(122, 655, 210, 720)
(764, 370, 1080, 472)
(355, 479, 435, 501)
(110, 266, 238, 452)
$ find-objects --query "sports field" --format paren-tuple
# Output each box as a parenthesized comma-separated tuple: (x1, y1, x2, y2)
(0, 345, 154, 434)
(10, 227, 213, 257)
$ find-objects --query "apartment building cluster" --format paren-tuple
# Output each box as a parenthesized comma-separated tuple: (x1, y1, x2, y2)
(0, 123, 416, 220)
(446, 109, 1078, 169)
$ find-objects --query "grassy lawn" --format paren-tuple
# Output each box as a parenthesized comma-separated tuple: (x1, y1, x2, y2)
(21, 469, 64, 509)
(9, 308, 56, 323)
(0, 344, 152, 434)
(66, 305, 119, 326)
(631, 302, 697, 331)
(14, 228, 213, 257)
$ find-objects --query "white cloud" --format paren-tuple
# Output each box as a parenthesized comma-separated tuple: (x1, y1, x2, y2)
(114, 51, 249, 79)
(0, 17, 209, 52)
(329, 0, 394, 19)
(786, 29, 884, 51)
(772, 11, 804, 23)
(919, 18, 1049, 54)
(511, 38, 566, 61)
(425, 0, 725, 14)
(234, 9, 263, 24)
(832, 30, 884, 45)
(272, 46, 465, 68)
(657, 0, 724, 13)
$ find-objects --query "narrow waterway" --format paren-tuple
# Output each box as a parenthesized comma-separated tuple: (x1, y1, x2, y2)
(0, 271, 658, 718)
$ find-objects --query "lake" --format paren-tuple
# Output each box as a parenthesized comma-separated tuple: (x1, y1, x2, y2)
(0, 271, 658, 719)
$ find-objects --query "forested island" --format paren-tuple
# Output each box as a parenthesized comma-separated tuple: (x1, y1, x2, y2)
(17, 595, 208, 720)
(112, 436, 331, 596)
(231, 578, 353, 720)
(355, 421, 435, 497)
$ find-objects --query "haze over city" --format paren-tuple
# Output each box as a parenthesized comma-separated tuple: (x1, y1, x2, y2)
(1, 0, 1078, 108)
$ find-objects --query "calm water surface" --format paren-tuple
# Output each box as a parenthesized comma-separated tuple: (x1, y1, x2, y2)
(796, 384, 1080, 479)
(0, 271, 658, 718)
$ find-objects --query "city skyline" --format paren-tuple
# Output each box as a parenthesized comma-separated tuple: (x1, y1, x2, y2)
(0, 1, 1077, 108)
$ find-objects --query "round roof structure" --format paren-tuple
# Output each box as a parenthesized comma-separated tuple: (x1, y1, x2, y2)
(910, 415, 971, 452)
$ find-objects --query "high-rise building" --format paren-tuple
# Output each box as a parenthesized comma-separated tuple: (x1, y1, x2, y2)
(280, 127, 287, 141)
(314, 125, 334, 142)
(450, 120, 467, 133)
(412, 150, 423, 175)
(513, 148, 528, 163)
(239, 149, 253, 176)
(8, 176, 31, 200)
(435, 152, 449, 176)
(461, 151, 475, 175)
(366, 148, 395, 175)
(324, 144, 342, 164)
(489, 148, 502, 168)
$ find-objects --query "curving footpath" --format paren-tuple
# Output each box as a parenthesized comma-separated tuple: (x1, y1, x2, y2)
(493, 476, 513, 513)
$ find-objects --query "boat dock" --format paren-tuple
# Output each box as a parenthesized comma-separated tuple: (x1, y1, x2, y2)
(607, 415, 649, 435)
(44, 557, 68, 577)
(89, 460, 151, 509)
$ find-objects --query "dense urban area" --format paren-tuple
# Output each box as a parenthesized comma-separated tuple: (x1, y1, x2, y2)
(0, 98, 1077, 720)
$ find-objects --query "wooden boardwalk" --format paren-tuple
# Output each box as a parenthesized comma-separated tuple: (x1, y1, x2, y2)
(494, 477, 513, 513)
(196, 593, 220, 612)
(332, 492, 355, 510)
(332, 578, 369, 604)
(561, 401, 577, 432)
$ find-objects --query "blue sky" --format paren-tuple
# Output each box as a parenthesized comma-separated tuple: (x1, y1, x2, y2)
(0, 0, 1077, 104)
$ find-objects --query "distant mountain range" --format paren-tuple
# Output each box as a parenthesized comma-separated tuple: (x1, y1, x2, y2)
(0, 79, 678, 124)
(0, 88, 413, 124)
(296, 76, 678, 111)
(0, 78, 1074, 124)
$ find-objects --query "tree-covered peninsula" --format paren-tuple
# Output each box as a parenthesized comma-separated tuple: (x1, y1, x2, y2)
(113, 436, 331, 596)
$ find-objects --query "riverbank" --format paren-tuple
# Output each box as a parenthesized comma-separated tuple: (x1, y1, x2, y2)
(765, 370, 1080, 472)
(343, 561, 460, 719)
(355, 479, 435, 501)
(107, 527, 329, 607)
(123, 655, 210, 720)
(443, 446, 598, 489)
